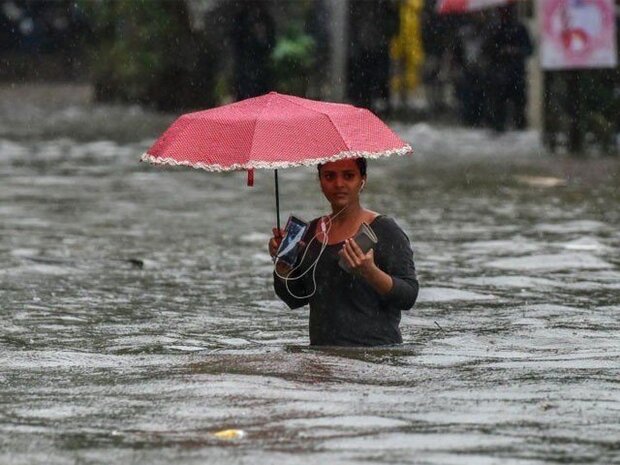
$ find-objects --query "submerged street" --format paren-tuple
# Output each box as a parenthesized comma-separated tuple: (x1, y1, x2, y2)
(1, 85, 619, 464)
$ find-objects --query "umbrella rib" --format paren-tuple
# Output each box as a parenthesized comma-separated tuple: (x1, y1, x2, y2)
(247, 94, 275, 163)
(275, 94, 351, 151)
(323, 113, 350, 151)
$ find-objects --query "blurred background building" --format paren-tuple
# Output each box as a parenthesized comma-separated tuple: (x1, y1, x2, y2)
(0, 0, 618, 155)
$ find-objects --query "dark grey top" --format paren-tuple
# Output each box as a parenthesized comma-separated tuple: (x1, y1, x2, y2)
(273, 215, 419, 346)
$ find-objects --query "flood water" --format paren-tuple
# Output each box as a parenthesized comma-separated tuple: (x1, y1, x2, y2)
(1, 85, 619, 464)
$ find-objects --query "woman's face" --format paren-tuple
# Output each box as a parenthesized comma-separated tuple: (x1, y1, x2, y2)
(319, 159, 366, 210)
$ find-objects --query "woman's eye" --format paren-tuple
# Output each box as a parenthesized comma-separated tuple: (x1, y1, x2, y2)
(344, 173, 354, 180)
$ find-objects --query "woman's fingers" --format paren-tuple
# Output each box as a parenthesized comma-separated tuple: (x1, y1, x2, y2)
(269, 227, 285, 257)
(342, 239, 361, 267)
(347, 239, 363, 262)
(341, 239, 375, 275)
(275, 260, 292, 276)
(348, 238, 364, 257)
(269, 237, 281, 257)
(349, 239, 374, 262)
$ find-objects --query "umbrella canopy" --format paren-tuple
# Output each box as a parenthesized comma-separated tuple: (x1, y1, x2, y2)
(141, 92, 411, 171)
(437, 0, 519, 14)
(141, 92, 412, 228)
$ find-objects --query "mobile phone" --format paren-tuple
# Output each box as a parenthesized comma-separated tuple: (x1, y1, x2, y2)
(275, 215, 309, 267)
(338, 222, 378, 273)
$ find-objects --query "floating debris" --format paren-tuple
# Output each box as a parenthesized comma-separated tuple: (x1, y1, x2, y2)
(515, 175, 567, 187)
(212, 429, 245, 440)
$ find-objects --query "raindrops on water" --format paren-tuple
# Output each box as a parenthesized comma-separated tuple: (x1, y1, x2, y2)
(1, 88, 619, 465)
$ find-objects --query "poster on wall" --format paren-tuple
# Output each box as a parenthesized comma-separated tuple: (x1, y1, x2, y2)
(540, 0, 617, 70)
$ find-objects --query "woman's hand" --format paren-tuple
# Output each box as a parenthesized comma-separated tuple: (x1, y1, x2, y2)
(274, 260, 293, 277)
(270, 227, 294, 278)
(268, 227, 284, 258)
(339, 239, 394, 295)
(339, 238, 376, 277)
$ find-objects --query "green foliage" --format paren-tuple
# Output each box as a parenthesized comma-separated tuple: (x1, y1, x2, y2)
(79, 0, 215, 111)
(272, 34, 315, 67)
(271, 28, 316, 96)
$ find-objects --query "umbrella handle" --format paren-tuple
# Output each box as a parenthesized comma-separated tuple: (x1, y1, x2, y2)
(274, 169, 280, 231)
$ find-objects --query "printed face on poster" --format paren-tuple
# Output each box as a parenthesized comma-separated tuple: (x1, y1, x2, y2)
(540, 0, 617, 70)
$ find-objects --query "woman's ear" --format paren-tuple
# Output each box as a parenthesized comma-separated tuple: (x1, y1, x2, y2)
(360, 179, 366, 191)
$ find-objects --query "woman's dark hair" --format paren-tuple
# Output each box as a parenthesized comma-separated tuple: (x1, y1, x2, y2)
(317, 158, 367, 177)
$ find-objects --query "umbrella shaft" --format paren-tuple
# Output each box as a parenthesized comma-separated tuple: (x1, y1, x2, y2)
(274, 169, 280, 231)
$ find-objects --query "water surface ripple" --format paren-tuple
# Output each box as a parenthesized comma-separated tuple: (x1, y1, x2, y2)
(1, 87, 619, 464)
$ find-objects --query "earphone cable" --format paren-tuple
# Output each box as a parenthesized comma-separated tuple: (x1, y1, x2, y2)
(274, 204, 350, 299)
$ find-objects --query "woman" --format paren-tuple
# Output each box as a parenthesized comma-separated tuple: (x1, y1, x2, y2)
(268, 158, 419, 346)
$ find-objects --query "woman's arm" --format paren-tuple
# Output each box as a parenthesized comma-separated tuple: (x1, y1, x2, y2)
(377, 219, 419, 309)
(339, 218, 419, 309)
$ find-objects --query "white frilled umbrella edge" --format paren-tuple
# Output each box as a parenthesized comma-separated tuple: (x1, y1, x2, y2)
(140, 144, 413, 172)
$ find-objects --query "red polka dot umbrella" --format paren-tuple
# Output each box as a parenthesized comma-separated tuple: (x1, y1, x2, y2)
(141, 92, 412, 228)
